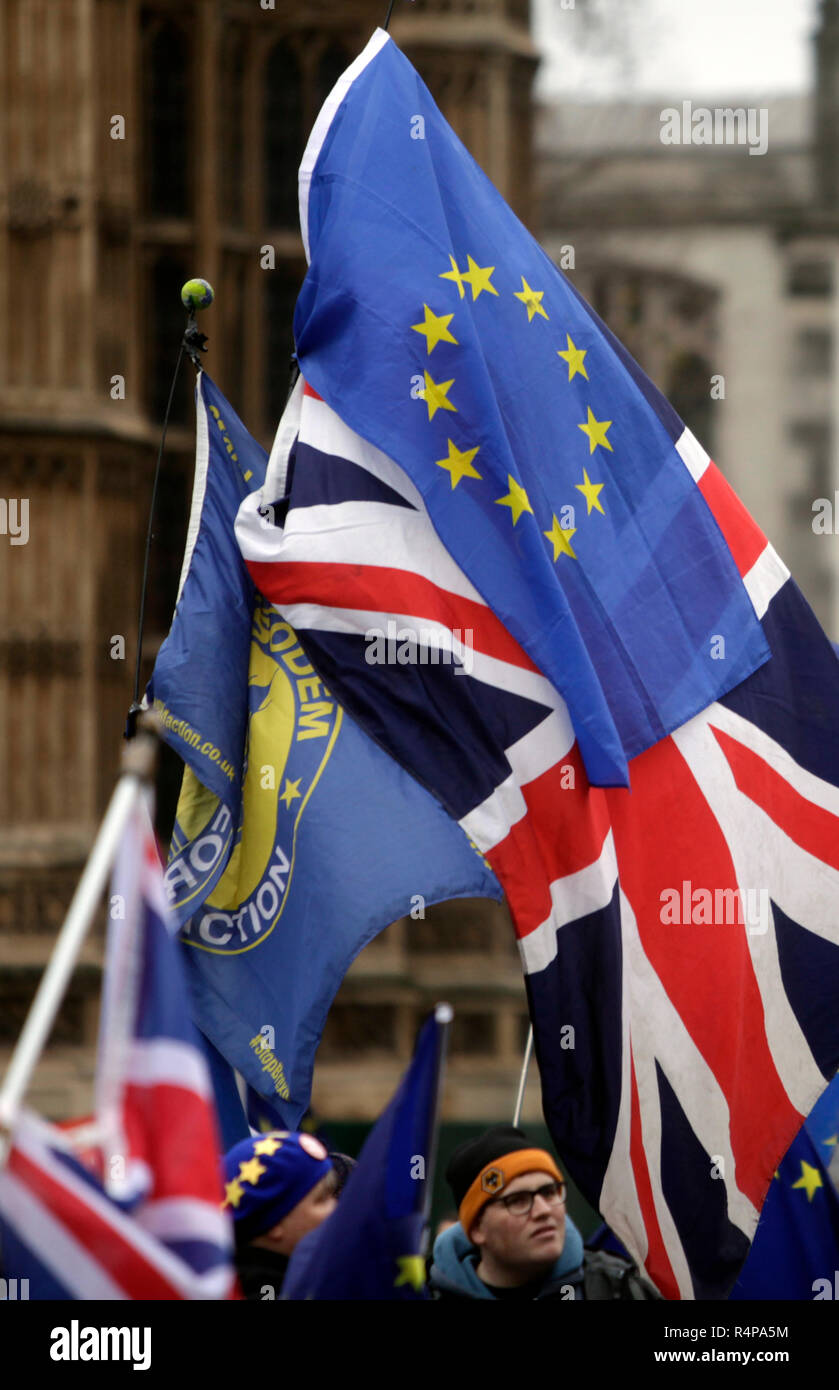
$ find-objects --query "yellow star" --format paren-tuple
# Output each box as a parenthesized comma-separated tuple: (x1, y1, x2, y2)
(238, 1157, 267, 1186)
(436, 439, 482, 489)
(514, 277, 549, 322)
(253, 1135, 284, 1157)
(394, 1255, 426, 1292)
(575, 468, 605, 516)
(578, 406, 613, 454)
(439, 255, 468, 299)
(223, 1177, 245, 1209)
(461, 255, 498, 302)
(411, 304, 458, 355)
(422, 371, 457, 421)
(495, 475, 533, 525)
(792, 1160, 824, 1202)
(544, 515, 577, 561)
(557, 334, 588, 382)
(280, 778, 302, 809)
(825, 1134, 838, 1147)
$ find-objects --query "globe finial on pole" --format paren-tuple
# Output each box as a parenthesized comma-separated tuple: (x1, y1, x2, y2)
(180, 277, 214, 370)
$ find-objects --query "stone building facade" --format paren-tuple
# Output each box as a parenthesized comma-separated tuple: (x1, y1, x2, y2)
(0, 0, 540, 1127)
(537, 0, 839, 639)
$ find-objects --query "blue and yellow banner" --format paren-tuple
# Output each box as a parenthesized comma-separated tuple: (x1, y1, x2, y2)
(148, 373, 500, 1126)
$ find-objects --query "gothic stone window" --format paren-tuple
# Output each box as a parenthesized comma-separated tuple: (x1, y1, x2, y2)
(142, 12, 193, 220)
(263, 36, 354, 233)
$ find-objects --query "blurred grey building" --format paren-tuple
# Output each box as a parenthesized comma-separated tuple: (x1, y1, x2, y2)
(537, 0, 839, 639)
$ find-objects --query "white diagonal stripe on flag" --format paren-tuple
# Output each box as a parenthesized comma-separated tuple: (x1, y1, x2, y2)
(0, 1167, 128, 1300)
(742, 545, 789, 620)
(139, 1197, 232, 1247)
(125, 1038, 213, 1099)
(674, 708, 838, 1116)
(675, 427, 710, 483)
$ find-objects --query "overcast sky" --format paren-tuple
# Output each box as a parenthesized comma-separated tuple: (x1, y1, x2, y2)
(532, 0, 821, 99)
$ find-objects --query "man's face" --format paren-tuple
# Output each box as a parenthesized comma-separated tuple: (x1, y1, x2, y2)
(256, 1172, 338, 1256)
(470, 1170, 566, 1278)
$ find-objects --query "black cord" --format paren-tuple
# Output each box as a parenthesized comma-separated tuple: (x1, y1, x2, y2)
(126, 339, 187, 738)
(384, 0, 396, 29)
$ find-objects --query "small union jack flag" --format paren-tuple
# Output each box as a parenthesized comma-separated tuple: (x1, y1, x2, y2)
(0, 797, 235, 1299)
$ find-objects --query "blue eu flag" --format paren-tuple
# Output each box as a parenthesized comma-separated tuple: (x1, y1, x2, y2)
(293, 30, 769, 787)
(283, 1006, 450, 1300)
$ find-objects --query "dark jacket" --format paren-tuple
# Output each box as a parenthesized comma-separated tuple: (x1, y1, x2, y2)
(234, 1243, 290, 1301)
(428, 1220, 661, 1301)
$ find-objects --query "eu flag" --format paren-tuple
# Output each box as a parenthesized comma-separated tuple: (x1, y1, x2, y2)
(282, 1006, 450, 1300)
(293, 30, 769, 787)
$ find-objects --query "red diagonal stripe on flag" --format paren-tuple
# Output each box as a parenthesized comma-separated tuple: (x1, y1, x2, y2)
(487, 748, 611, 939)
(488, 823, 554, 939)
(9, 1147, 182, 1300)
(711, 724, 839, 872)
(123, 1083, 226, 1206)
(248, 559, 541, 673)
(628, 1049, 678, 1299)
(698, 462, 767, 580)
(606, 735, 798, 1206)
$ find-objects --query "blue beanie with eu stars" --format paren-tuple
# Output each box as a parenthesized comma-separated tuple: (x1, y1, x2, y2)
(221, 1131, 333, 1245)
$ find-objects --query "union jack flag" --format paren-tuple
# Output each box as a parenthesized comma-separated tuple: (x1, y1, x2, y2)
(0, 797, 235, 1299)
(236, 381, 839, 1299)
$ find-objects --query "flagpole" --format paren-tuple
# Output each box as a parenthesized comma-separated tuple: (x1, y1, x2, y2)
(384, 1, 415, 31)
(0, 720, 161, 1157)
(421, 1002, 452, 1241)
(512, 1024, 534, 1129)
(125, 279, 214, 741)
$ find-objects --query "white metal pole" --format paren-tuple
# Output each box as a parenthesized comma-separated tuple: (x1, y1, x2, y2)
(422, 1002, 452, 1228)
(0, 722, 160, 1157)
(0, 776, 140, 1151)
(512, 1024, 534, 1129)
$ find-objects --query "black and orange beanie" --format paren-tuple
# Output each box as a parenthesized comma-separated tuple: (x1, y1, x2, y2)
(445, 1125, 564, 1237)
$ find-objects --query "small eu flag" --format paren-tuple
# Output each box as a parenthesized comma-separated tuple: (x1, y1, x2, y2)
(282, 1005, 451, 1300)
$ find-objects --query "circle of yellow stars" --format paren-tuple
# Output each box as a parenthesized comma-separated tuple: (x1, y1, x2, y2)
(407, 253, 614, 565)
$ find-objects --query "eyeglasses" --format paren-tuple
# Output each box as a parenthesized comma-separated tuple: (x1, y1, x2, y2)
(485, 1180, 566, 1218)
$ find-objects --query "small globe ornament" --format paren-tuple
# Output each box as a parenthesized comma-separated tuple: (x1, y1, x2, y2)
(181, 278, 214, 312)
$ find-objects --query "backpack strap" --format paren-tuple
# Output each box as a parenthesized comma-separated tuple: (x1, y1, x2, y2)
(582, 1250, 662, 1301)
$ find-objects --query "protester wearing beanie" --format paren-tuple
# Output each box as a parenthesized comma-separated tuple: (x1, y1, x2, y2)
(221, 1130, 337, 1300)
(428, 1125, 661, 1301)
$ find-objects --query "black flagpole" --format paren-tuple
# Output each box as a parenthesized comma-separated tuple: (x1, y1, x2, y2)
(385, 2, 415, 33)
(125, 280, 213, 741)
